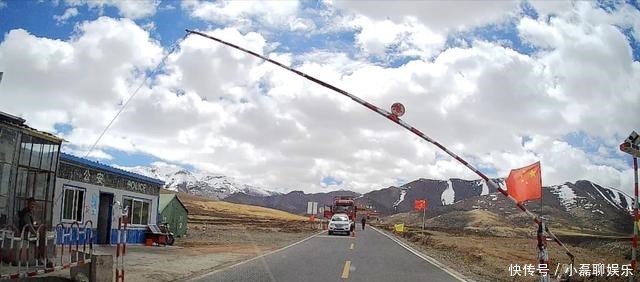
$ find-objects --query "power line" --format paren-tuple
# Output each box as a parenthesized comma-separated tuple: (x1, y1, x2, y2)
(83, 35, 189, 158)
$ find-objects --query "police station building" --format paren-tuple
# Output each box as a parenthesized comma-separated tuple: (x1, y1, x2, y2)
(53, 153, 164, 244)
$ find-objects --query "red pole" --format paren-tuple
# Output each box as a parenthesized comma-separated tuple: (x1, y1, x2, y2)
(632, 157, 638, 280)
(116, 217, 121, 282)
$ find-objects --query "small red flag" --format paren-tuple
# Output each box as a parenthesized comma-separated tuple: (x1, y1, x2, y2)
(506, 161, 542, 203)
(414, 199, 427, 211)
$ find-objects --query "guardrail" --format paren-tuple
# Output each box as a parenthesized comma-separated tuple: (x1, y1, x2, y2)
(0, 220, 93, 280)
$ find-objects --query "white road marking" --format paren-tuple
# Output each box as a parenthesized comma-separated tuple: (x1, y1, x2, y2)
(188, 230, 326, 281)
(371, 226, 472, 282)
(316, 235, 356, 239)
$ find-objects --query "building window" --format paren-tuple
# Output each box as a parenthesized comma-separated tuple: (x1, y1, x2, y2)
(0, 127, 17, 164)
(62, 186, 84, 222)
(123, 197, 150, 225)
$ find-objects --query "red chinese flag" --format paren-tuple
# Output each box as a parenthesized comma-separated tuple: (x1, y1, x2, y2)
(414, 199, 427, 211)
(506, 161, 542, 203)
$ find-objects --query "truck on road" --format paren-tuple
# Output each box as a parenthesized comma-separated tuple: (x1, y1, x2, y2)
(323, 196, 357, 234)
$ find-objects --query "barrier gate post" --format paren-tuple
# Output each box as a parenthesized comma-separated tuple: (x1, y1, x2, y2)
(115, 215, 128, 282)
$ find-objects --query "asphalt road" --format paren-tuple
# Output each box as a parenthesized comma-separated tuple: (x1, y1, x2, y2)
(192, 225, 466, 282)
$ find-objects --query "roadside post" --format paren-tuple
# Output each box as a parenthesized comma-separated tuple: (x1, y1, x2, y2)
(306, 202, 318, 229)
(413, 199, 427, 230)
(620, 131, 640, 281)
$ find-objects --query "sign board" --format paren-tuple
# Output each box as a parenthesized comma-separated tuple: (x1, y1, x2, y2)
(307, 202, 318, 215)
(58, 162, 160, 195)
(391, 102, 405, 117)
(626, 131, 639, 145)
(620, 142, 640, 158)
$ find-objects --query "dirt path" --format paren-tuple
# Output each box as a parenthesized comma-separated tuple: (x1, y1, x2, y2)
(113, 224, 318, 281)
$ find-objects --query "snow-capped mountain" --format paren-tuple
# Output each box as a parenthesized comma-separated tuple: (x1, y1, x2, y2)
(117, 163, 280, 199)
(226, 178, 634, 234)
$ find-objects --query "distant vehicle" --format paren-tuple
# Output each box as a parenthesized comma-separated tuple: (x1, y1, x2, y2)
(328, 213, 352, 235)
(323, 196, 357, 232)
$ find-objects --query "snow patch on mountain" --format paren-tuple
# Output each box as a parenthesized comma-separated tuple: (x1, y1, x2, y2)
(481, 180, 489, 196)
(441, 180, 455, 205)
(591, 182, 620, 209)
(604, 186, 634, 212)
(393, 189, 407, 207)
(549, 184, 578, 210)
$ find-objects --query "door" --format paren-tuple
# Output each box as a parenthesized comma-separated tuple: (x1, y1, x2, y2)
(97, 193, 113, 244)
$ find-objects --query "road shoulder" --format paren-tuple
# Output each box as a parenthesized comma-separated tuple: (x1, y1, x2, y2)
(370, 226, 474, 282)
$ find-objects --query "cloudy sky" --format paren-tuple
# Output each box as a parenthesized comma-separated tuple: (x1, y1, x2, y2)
(0, 0, 639, 194)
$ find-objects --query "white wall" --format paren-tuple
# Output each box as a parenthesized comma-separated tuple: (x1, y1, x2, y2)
(53, 178, 158, 232)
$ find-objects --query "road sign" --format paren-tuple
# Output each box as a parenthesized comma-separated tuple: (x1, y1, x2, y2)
(620, 142, 640, 157)
(307, 201, 318, 215)
(390, 102, 405, 117)
(626, 131, 639, 145)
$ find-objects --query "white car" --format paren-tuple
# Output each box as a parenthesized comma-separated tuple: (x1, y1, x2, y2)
(328, 213, 352, 235)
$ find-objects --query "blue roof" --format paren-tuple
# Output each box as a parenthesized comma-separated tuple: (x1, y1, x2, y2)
(60, 153, 165, 186)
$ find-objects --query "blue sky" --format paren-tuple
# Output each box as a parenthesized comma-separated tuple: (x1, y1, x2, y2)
(1, 0, 639, 193)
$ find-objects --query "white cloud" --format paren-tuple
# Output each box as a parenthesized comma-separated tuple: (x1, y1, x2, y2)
(53, 7, 79, 24)
(350, 16, 445, 59)
(0, 16, 162, 135)
(331, 0, 519, 31)
(181, 0, 307, 32)
(0, 0, 7, 9)
(64, 0, 159, 19)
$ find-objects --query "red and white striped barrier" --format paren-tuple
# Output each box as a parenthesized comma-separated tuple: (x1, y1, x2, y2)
(0, 221, 93, 280)
(115, 215, 128, 282)
(185, 29, 575, 262)
(631, 157, 638, 280)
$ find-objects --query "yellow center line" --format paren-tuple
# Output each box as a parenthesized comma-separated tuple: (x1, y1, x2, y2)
(341, 260, 351, 279)
(349, 243, 354, 250)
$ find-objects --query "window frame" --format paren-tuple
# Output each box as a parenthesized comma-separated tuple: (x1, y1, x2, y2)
(122, 196, 151, 226)
(60, 185, 86, 223)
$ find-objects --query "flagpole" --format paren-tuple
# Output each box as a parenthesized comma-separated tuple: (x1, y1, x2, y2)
(422, 205, 426, 230)
(540, 166, 544, 220)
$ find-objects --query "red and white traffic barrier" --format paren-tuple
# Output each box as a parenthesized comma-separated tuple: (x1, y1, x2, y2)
(115, 215, 128, 282)
(631, 157, 638, 279)
(0, 221, 93, 280)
